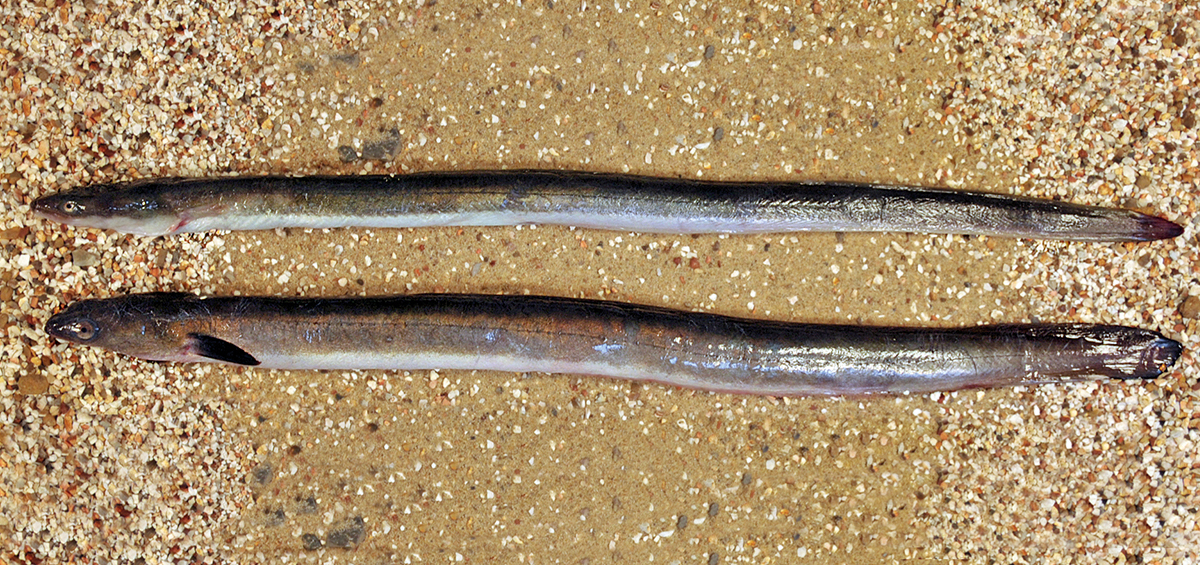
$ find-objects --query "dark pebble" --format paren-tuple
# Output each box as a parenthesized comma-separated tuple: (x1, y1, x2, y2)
(361, 130, 401, 160)
(331, 52, 361, 66)
(713, 127, 724, 142)
(296, 496, 318, 514)
(337, 145, 359, 163)
(676, 514, 688, 530)
(707, 502, 719, 517)
(740, 472, 752, 486)
(264, 508, 286, 527)
(704, 44, 715, 59)
(708, 552, 719, 565)
(251, 463, 273, 486)
(326, 516, 366, 548)
(301, 533, 322, 550)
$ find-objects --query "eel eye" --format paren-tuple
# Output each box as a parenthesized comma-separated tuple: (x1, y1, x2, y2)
(62, 200, 82, 214)
(68, 319, 98, 341)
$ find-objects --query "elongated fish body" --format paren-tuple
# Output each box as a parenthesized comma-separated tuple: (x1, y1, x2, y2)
(32, 170, 1183, 241)
(46, 293, 1181, 396)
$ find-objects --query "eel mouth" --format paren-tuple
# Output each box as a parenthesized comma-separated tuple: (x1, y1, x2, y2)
(31, 194, 75, 223)
(44, 312, 76, 341)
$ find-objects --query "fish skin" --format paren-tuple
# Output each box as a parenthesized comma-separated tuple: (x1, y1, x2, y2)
(45, 293, 1182, 397)
(32, 170, 1184, 241)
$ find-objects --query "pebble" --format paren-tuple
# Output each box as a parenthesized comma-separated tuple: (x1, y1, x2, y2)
(337, 145, 359, 163)
(301, 533, 322, 551)
(359, 130, 402, 160)
(325, 516, 366, 549)
(251, 462, 273, 486)
(17, 373, 50, 395)
(1181, 295, 1200, 319)
(70, 249, 99, 268)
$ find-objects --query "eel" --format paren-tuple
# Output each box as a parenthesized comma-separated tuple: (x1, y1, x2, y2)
(46, 293, 1182, 396)
(31, 170, 1183, 241)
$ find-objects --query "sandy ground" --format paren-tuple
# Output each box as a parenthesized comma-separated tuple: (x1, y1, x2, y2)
(1, 0, 1197, 563)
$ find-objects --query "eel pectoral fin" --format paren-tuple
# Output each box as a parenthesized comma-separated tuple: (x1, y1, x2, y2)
(187, 333, 261, 366)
